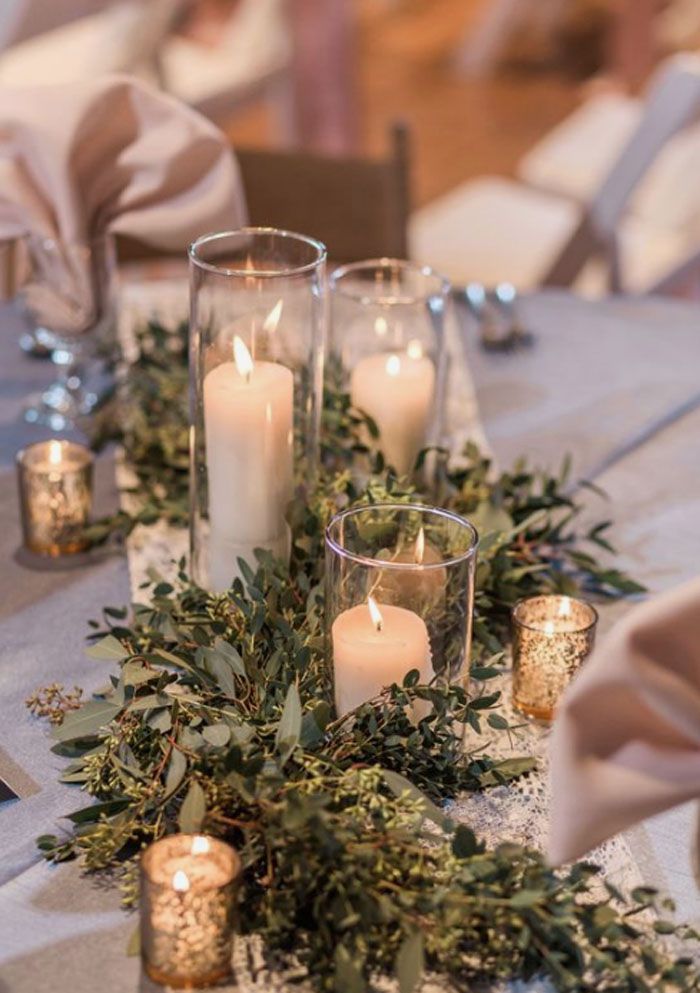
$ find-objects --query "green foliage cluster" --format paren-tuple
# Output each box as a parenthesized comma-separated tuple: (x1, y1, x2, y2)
(33, 318, 698, 993)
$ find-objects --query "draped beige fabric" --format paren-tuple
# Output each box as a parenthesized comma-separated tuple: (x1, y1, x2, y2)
(0, 73, 246, 328)
(549, 576, 700, 868)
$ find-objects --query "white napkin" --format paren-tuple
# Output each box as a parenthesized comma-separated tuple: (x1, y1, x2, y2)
(549, 576, 700, 868)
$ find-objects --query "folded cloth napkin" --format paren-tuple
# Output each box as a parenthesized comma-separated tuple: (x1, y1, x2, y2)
(0, 73, 246, 333)
(549, 576, 700, 866)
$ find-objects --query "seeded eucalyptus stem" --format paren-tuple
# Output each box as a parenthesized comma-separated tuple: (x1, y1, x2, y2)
(30, 318, 697, 993)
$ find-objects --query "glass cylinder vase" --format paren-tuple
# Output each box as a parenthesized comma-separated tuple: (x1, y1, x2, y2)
(189, 228, 327, 592)
(329, 259, 450, 478)
(325, 503, 478, 717)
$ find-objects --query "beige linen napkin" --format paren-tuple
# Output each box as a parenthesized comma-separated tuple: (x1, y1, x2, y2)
(549, 576, 700, 866)
(0, 73, 246, 332)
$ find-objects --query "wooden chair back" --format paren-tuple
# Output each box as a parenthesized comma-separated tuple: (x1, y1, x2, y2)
(117, 124, 410, 267)
(544, 53, 700, 290)
(235, 123, 410, 265)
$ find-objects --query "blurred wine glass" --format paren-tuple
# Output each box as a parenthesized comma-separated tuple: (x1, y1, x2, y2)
(20, 234, 118, 430)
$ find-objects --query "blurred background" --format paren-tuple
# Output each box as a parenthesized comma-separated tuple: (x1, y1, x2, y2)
(3, 0, 700, 296)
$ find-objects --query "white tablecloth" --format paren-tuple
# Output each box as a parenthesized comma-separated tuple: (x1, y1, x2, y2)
(0, 287, 698, 991)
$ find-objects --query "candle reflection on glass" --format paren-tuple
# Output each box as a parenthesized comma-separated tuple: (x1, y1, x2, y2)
(350, 342, 435, 476)
(140, 833, 241, 989)
(16, 438, 93, 556)
(375, 527, 446, 606)
(511, 594, 598, 723)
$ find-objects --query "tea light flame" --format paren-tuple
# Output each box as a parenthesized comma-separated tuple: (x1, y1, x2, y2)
(543, 620, 556, 635)
(414, 527, 425, 564)
(48, 440, 62, 466)
(263, 299, 283, 334)
(386, 354, 401, 377)
(558, 598, 572, 618)
(172, 869, 190, 892)
(368, 595, 383, 632)
(233, 336, 254, 382)
(374, 316, 388, 337)
(407, 339, 423, 360)
(191, 835, 210, 855)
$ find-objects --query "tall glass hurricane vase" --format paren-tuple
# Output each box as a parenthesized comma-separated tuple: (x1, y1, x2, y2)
(330, 259, 450, 478)
(189, 228, 327, 593)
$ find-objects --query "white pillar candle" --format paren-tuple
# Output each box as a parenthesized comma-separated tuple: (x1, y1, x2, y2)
(350, 345, 435, 475)
(331, 597, 433, 717)
(203, 336, 293, 591)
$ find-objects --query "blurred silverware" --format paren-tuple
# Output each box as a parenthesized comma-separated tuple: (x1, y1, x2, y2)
(493, 282, 534, 348)
(453, 281, 533, 352)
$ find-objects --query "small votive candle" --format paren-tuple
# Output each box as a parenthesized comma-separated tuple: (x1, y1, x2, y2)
(140, 834, 241, 989)
(511, 594, 598, 723)
(16, 439, 93, 556)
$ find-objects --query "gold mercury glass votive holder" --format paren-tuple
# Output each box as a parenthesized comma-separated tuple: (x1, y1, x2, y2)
(511, 594, 598, 723)
(16, 439, 93, 556)
(140, 833, 241, 989)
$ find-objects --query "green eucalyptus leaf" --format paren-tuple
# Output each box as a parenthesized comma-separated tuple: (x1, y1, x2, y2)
(85, 635, 130, 662)
(396, 932, 424, 993)
(164, 748, 187, 799)
(178, 781, 206, 833)
(123, 662, 159, 687)
(275, 684, 302, 758)
(53, 700, 122, 742)
(381, 769, 452, 832)
(202, 723, 231, 747)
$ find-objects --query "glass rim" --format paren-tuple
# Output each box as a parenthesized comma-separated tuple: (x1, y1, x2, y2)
(329, 257, 451, 305)
(16, 438, 94, 471)
(511, 594, 599, 634)
(325, 502, 479, 571)
(141, 833, 241, 886)
(189, 227, 327, 279)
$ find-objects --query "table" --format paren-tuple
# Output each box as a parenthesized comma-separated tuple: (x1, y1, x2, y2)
(0, 287, 698, 990)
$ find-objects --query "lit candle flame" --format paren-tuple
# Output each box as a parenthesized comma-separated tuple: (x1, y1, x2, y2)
(558, 598, 572, 618)
(191, 835, 210, 855)
(48, 440, 62, 465)
(414, 527, 425, 564)
(374, 316, 388, 337)
(172, 869, 190, 892)
(386, 354, 401, 377)
(367, 596, 383, 632)
(263, 299, 283, 334)
(233, 336, 254, 382)
(407, 339, 423, 360)
(543, 620, 556, 635)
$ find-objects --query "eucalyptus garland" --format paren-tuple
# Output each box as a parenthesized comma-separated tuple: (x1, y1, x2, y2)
(31, 318, 699, 993)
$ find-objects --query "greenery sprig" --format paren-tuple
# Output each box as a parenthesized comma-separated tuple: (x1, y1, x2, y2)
(30, 317, 697, 993)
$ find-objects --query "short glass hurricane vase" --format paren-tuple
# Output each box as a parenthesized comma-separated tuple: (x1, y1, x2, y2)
(21, 234, 118, 430)
(324, 503, 478, 718)
(329, 259, 450, 479)
(189, 228, 327, 593)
